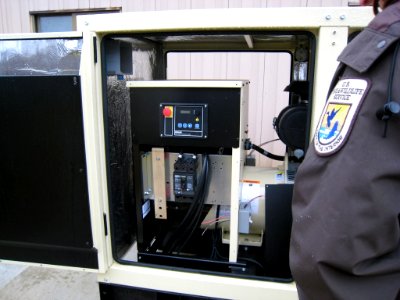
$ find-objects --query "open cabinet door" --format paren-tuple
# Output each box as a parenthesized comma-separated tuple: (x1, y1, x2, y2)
(0, 35, 99, 270)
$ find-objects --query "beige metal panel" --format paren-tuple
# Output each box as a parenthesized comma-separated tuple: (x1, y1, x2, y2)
(311, 26, 349, 136)
(99, 263, 298, 300)
(77, 7, 373, 33)
(0, 0, 352, 34)
(80, 30, 112, 272)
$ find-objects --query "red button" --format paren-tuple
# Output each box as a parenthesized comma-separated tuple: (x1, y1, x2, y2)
(163, 107, 172, 117)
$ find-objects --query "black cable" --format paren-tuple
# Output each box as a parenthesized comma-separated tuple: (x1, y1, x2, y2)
(167, 154, 209, 254)
(251, 143, 285, 161)
(248, 138, 280, 156)
(211, 206, 221, 260)
(238, 257, 266, 276)
(178, 156, 208, 236)
(163, 154, 208, 253)
(176, 155, 209, 254)
(214, 247, 266, 276)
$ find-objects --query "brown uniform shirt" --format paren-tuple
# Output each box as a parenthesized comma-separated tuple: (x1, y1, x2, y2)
(290, 3, 400, 300)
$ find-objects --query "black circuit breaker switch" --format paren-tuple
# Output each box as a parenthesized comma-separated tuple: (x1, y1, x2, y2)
(173, 154, 198, 198)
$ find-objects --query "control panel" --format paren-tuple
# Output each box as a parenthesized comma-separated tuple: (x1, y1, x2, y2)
(128, 80, 247, 148)
(160, 104, 208, 139)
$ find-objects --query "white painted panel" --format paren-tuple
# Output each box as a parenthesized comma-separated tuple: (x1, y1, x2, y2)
(48, 0, 61, 10)
(307, 0, 348, 6)
(258, 53, 290, 167)
(61, 0, 80, 10)
(110, 0, 122, 7)
(120, 0, 135, 12)
(120, 0, 156, 11)
(30, 0, 50, 11)
(191, 0, 229, 9)
(226, 53, 264, 163)
(90, 0, 108, 8)
(190, 52, 228, 79)
(1, 1, 22, 33)
(0, 1, 7, 33)
(79, 0, 91, 8)
(19, 0, 32, 32)
(167, 53, 191, 79)
(267, 0, 307, 7)
(156, 0, 191, 10)
(228, 0, 267, 8)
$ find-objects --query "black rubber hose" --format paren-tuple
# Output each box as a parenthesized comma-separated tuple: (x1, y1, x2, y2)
(251, 143, 284, 161)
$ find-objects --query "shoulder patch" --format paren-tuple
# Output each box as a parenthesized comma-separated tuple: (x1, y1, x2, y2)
(314, 79, 370, 156)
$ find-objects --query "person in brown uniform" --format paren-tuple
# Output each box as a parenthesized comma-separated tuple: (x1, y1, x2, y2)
(290, 0, 400, 299)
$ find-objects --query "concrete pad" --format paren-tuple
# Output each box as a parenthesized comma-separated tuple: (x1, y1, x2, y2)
(0, 264, 27, 289)
(0, 266, 99, 300)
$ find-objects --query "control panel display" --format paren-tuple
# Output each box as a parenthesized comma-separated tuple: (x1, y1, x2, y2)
(160, 103, 208, 139)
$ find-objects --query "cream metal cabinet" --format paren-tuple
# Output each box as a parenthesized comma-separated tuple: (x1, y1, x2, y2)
(0, 7, 372, 300)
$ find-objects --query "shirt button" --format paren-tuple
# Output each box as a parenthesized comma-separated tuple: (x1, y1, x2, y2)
(377, 40, 386, 49)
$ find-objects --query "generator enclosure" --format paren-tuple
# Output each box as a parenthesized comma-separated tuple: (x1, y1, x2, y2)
(0, 6, 374, 300)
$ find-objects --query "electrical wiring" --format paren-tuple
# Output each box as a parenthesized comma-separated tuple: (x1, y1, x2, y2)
(201, 219, 230, 236)
(201, 216, 229, 225)
(213, 244, 266, 276)
(250, 143, 285, 161)
(244, 138, 284, 161)
(238, 257, 266, 276)
(163, 154, 209, 253)
(176, 155, 209, 253)
(243, 195, 263, 208)
(167, 154, 210, 254)
(248, 138, 280, 156)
